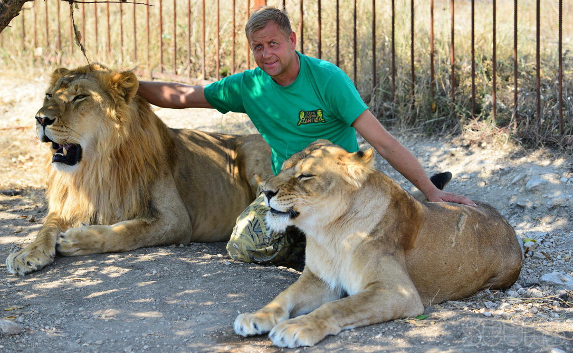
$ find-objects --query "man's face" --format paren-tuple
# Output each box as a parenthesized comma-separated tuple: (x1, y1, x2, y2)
(249, 21, 297, 86)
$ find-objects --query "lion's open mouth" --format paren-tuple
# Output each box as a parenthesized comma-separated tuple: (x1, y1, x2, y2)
(269, 207, 300, 219)
(50, 141, 82, 166)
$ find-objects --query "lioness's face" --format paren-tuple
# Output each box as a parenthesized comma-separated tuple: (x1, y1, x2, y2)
(263, 141, 374, 232)
(36, 64, 138, 173)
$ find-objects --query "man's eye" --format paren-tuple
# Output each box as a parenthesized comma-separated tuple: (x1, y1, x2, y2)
(253, 45, 262, 51)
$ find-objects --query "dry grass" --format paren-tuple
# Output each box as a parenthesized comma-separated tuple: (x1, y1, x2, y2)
(0, 0, 571, 151)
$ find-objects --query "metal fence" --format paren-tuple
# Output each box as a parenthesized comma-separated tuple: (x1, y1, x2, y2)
(1, 0, 571, 140)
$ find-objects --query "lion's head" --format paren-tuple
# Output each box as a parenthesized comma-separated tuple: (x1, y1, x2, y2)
(263, 140, 375, 232)
(39, 64, 174, 225)
(36, 64, 140, 172)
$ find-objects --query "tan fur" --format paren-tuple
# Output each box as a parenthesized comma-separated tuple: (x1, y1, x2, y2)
(6, 64, 272, 276)
(234, 140, 522, 348)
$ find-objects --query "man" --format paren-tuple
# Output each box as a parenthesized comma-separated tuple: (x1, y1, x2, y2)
(137, 6, 475, 264)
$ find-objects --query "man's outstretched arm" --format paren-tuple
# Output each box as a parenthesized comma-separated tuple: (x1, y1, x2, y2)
(137, 81, 213, 109)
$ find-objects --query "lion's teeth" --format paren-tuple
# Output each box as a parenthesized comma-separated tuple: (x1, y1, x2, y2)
(63, 147, 68, 156)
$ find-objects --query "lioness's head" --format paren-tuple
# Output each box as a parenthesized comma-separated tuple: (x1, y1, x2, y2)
(36, 64, 138, 172)
(263, 140, 375, 232)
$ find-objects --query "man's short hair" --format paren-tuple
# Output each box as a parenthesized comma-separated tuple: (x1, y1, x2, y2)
(245, 6, 293, 40)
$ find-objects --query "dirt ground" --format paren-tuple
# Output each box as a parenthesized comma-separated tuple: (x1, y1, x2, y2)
(0, 69, 571, 353)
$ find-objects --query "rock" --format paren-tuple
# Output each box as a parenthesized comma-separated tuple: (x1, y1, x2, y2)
(560, 177, 568, 183)
(510, 174, 525, 185)
(540, 272, 573, 290)
(506, 290, 519, 298)
(0, 319, 24, 335)
(550, 348, 567, 353)
(525, 176, 547, 191)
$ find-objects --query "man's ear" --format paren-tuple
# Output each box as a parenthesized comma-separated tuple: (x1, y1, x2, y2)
(289, 31, 297, 50)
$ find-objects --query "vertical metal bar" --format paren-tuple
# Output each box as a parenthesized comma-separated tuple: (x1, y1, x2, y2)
(202, 0, 206, 77)
(56, 0, 61, 53)
(21, 5, 25, 51)
(33, 1, 37, 50)
(471, 0, 475, 118)
(372, 0, 376, 89)
(188, 0, 192, 78)
(120, 2, 124, 63)
(217, 0, 220, 80)
(160, 0, 164, 73)
(391, 0, 396, 101)
(450, 0, 455, 103)
(492, 0, 497, 123)
(94, 2, 98, 55)
(247, 0, 251, 70)
(133, 1, 137, 62)
(558, 0, 563, 135)
(106, 2, 111, 58)
(411, 0, 415, 104)
(299, 0, 304, 54)
(353, 0, 357, 83)
(317, 0, 321, 59)
(232, 0, 236, 74)
(536, 0, 541, 129)
(513, 0, 518, 122)
(44, 0, 49, 48)
(336, 0, 339, 67)
(81, 2, 85, 47)
(430, 0, 435, 103)
(173, 0, 177, 74)
(69, 3, 74, 56)
(147, 0, 150, 73)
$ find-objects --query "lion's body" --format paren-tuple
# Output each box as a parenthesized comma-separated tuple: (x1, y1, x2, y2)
(234, 141, 522, 348)
(6, 64, 271, 275)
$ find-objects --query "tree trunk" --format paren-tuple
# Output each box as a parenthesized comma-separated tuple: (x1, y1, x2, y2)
(0, 0, 33, 34)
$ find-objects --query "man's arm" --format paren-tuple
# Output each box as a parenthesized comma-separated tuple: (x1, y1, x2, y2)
(137, 81, 213, 109)
(352, 110, 476, 206)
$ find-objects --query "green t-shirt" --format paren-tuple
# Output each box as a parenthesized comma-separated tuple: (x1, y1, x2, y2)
(204, 52, 368, 175)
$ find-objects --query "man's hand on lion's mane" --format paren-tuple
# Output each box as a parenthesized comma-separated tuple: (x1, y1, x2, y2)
(427, 189, 477, 206)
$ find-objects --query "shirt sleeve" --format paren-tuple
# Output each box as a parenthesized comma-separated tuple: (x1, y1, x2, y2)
(324, 69, 368, 126)
(204, 72, 247, 114)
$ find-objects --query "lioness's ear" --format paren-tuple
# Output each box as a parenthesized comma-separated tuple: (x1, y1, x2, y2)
(343, 149, 375, 188)
(50, 68, 70, 85)
(110, 71, 139, 104)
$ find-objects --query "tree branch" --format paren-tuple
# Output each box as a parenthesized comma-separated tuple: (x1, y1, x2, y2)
(0, 0, 33, 34)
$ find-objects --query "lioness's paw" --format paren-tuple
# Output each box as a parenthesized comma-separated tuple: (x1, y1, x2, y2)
(6, 245, 55, 276)
(57, 226, 104, 256)
(269, 316, 330, 348)
(234, 309, 287, 337)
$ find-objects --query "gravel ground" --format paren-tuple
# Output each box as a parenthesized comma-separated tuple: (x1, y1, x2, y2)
(0, 68, 571, 353)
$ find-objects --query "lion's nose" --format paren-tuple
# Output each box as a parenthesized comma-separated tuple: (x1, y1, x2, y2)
(35, 115, 55, 127)
(263, 189, 278, 201)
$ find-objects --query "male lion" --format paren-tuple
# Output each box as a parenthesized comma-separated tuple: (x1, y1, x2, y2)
(6, 64, 272, 276)
(234, 140, 523, 348)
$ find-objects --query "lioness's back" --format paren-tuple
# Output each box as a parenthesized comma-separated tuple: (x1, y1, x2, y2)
(406, 201, 522, 304)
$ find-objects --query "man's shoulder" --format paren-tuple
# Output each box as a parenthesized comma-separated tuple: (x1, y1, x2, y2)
(301, 53, 345, 76)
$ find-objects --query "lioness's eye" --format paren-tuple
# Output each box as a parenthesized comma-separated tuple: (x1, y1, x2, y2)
(72, 94, 88, 103)
(45, 93, 52, 100)
(297, 174, 315, 180)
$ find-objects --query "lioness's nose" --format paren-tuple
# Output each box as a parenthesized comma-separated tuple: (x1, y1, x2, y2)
(263, 189, 278, 201)
(35, 115, 55, 127)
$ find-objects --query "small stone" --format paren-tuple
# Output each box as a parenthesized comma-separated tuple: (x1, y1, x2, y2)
(483, 311, 492, 317)
(529, 307, 539, 314)
(506, 290, 519, 298)
(560, 177, 568, 183)
(540, 272, 573, 290)
(0, 319, 24, 335)
(550, 348, 567, 353)
(525, 176, 547, 191)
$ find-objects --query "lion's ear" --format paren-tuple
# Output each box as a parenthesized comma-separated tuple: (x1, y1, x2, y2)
(343, 149, 375, 187)
(50, 68, 70, 85)
(110, 71, 139, 104)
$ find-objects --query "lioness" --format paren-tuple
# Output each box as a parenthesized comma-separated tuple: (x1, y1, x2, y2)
(234, 140, 523, 348)
(6, 64, 272, 276)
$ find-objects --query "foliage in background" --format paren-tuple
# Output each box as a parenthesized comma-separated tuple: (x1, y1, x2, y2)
(0, 0, 571, 151)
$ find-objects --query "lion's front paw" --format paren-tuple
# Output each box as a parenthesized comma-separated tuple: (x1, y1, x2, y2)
(6, 244, 55, 276)
(269, 316, 332, 348)
(234, 308, 287, 337)
(57, 226, 106, 256)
